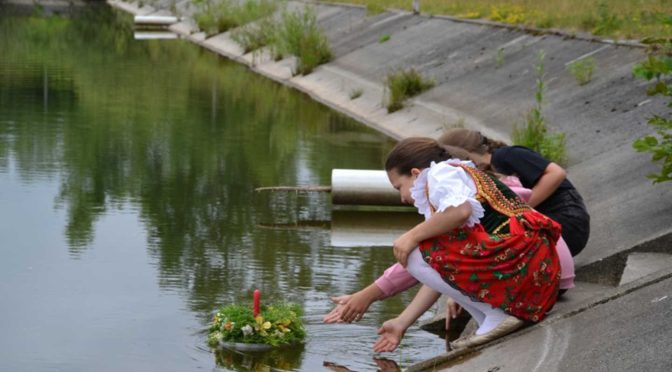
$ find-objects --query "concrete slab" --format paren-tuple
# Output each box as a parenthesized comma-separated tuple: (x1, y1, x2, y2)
(201, 32, 245, 60)
(619, 252, 672, 286)
(415, 273, 672, 372)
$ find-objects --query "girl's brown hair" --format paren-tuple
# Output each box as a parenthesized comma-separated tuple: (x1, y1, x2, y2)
(385, 137, 454, 175)
(438, 128, 507, 155)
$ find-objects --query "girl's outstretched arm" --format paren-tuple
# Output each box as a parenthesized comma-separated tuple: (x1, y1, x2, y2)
(528, 162, 566, 207)
(394, 202, 472, 266)
(323, 264, 419, 323)
(373, 285, 442, 352)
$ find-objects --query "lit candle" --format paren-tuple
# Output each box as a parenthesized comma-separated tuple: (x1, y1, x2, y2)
(253, 289, 261, 317)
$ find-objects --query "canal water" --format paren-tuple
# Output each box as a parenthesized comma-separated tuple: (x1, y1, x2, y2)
(0, 4, 446, 371)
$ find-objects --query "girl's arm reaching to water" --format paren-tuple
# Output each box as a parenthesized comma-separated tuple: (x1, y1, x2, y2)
(373, 285, 442, 352)
(323, 264, 418, 323)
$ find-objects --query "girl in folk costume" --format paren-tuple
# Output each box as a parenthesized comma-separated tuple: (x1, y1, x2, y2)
(373, 137, 561, 351)
(323, 146, 574, 326)
(323, 175, 575, 326)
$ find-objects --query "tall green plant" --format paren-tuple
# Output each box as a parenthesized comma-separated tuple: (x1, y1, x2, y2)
(512, 51, 567, 165)
(632, 43, 672, 183)
(276, 7, 332, 75)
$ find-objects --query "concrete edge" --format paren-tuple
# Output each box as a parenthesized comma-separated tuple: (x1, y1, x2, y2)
(406, 263, 672, 371)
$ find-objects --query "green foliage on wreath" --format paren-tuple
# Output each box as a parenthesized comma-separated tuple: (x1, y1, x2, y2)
(207, 303, 306, 347)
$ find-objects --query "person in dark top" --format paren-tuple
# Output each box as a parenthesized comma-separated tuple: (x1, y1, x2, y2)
(439, 128, 590, 256)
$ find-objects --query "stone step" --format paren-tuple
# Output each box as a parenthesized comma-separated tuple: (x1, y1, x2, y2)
(619, 252, 672, 286)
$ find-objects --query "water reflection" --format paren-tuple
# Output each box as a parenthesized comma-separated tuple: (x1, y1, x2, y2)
(0, 4, 447, 371)
(215, 344, 306, 371)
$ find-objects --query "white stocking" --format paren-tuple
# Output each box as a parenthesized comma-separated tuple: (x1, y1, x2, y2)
(406, 248, 509, 335)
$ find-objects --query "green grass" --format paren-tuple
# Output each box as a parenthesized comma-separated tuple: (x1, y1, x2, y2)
(379, 34, 391, 43)
(384, 68, 435, 112)
(317, 0, 672, 39)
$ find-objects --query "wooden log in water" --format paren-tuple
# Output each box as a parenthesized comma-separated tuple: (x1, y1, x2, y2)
(254, 186, 332, 193)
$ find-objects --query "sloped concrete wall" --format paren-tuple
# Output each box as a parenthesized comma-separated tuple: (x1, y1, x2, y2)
(110, 0, 672, 267)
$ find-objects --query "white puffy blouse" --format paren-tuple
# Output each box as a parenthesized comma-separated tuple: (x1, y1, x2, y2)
(409, 159, 485, 227)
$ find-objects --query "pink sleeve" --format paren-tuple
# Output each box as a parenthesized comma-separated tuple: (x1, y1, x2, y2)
(556, 237, 576, 290)
(500, 175, 532, 202)
(374, 263, 419, 299)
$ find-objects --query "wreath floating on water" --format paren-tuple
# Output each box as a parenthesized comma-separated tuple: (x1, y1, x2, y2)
(208, 290, 306, 350)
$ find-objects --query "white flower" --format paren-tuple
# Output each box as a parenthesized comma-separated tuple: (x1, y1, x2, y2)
(241, 325, 254, 336)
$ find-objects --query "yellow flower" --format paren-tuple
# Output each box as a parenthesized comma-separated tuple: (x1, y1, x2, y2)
(277, 319, 291, 327)
(262, 321, 272, 330)
(255, 316, 264, 325)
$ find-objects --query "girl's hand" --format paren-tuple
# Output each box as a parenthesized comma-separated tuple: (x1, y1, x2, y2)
(393, 232, 418, 267)
(323, 294, 352, 323)
(323, 289, 377, 323)
(339, 291, 375, 323)
(445, 297, 462, 330)
(373, 318, 406, 353)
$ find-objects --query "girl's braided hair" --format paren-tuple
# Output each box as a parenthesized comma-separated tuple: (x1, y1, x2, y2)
(385, 137, 504, 178)
(438, 128, 507, 155)
(385, 137, 455, 175)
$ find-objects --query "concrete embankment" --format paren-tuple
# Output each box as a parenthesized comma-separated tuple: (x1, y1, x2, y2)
(108, 1, 672, 369)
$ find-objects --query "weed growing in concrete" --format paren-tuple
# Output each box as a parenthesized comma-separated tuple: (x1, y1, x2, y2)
(632, 42, 672, 183)
(495, 47, 505, 68)
(349, 88, 364, 100)
(567, 56, 596, 85)
(384, 69, 435, 113)
(379, 34, 391, 43)
(276, 7, 332, 75)
(512, 51, 567, 165)
(231, 17, 280, 54)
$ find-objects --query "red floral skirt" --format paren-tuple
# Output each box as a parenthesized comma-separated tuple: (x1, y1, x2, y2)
(418, 210, 561, 322)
